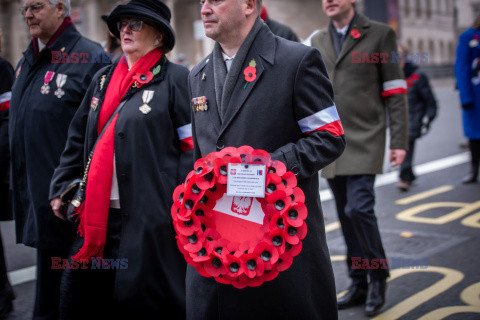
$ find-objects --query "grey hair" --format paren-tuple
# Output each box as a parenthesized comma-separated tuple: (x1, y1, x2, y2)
(48, 0, 71, 17)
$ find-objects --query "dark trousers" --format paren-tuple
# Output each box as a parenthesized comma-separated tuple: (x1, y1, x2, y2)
(328, 175, 389, 284)
(34, 248, 69, 320)
(0, 228, 14, 318)
(400, 139, 416, 182)
(59, 209, 122, 320)
(468, 139, 480, 175)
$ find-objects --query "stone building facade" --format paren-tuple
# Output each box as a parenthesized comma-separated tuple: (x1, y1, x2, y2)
(0, 0, 466, 73)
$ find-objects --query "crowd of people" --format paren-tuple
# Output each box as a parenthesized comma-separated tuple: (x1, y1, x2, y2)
(0, 0, 477, 319)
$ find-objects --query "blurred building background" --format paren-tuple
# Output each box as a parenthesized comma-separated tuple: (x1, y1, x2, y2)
(0, 0, 479, 77)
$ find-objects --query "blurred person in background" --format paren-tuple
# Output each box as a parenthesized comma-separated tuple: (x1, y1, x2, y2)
(101, 2, 125, 64)
(0, 28, 15, 320)
(305, 0, 408, 316)
(9, 0, 110, 318)
(259, 5, 299, 42)
(397, 43, 437, 191)
(49, 0, 192, 318)
(455, 13, 480, 184)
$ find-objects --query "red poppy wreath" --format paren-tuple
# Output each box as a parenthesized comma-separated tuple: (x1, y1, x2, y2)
(171, 146, 308, 289)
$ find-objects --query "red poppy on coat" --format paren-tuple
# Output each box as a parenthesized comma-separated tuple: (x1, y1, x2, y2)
(351, 28, 361, 39)
(133, 70, 153, 87)
(244, 66, 257, 82)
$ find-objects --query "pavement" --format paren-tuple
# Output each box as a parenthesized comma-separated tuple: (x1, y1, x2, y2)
(2, 76, 480, 319)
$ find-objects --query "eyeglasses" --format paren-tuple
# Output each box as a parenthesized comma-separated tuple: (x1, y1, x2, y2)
(20, 2, 46, 16)
(117, 20, 145, 32)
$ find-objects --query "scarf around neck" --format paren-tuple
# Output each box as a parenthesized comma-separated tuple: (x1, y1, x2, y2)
(213, 19, 264, 119)
(72, 48, 163, 263)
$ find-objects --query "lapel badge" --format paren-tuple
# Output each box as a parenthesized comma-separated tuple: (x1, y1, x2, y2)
(99, 75, 106, 90)
(140, 90, 154, 114)
(192, 96, 208, 112)
(16, 66, 22, 79)
(202, 73, 206, 81)
(90, 97, 99, 111)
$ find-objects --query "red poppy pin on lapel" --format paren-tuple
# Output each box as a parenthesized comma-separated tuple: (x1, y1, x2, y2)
(133, 71, 154, 88)
(243, 59, 257, 88)
(351, 26, 361, 40)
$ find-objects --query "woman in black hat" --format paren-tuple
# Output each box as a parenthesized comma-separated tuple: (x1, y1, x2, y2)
(49, 0, 193, 318)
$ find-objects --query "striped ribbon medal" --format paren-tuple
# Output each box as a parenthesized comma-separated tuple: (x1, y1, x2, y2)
(54, 74, 68, 99)
(139, 90, 154, 114)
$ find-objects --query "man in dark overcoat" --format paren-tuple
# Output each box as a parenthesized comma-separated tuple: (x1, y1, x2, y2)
(9, 0, 110, 318)
(188, 0, 346, 319)
(304, 0, 408, 316)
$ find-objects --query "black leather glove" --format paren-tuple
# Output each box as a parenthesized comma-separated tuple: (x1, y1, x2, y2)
(462, 103, 474, 109)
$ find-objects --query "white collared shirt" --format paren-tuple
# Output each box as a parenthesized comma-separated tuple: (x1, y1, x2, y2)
(336, 25, 349, 37)
(222, 52, 236, 73)
(38, 39, 46, 52)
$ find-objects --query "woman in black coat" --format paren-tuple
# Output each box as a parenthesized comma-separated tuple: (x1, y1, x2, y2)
(397, 60, 437, 191)
(49, 1, 193, 318)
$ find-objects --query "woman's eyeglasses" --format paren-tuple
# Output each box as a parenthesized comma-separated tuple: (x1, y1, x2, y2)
(117, 20, 144, 32)
(20, 2, 46, 16)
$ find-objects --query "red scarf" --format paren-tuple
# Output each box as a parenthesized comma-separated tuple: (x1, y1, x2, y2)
(73, 48, 163, 263)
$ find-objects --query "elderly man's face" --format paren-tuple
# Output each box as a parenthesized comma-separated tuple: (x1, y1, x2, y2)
(200, 0, 247, 43)
(322, 0, 356, 19)
(23, 0, 64, 41)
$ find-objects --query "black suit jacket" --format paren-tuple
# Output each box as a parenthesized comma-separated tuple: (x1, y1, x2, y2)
(188, 23, 345, 320)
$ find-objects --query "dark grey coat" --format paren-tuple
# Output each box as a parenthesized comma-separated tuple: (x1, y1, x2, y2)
(9, 24, 110, 250)
(188, 23, 345, 320)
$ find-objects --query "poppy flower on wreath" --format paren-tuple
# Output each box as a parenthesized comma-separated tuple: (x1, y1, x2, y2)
(171, 146, 309, 288)
(351, 27, 361, 39)
(133, 70, 153, 87)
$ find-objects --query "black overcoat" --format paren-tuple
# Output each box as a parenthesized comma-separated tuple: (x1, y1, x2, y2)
(9, 24, 110, 250)
(50, 57, 193, 316)
(188, 23, 345, 320)
(403, 63, 437, 139)
(0, 57, 14, 220)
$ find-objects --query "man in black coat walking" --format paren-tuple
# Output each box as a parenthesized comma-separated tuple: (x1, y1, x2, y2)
(9, 0, 110, 318)
(0, 32, 15, 319)
(259, 5, 300, 42)
(188, 0, 345, 319)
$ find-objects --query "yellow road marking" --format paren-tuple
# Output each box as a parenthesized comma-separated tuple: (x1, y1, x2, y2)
(417, 282, 480, 319)
(396, 185, 454, 205)
(461, 211, 480, 229)
(372, 267, 464, 320)
(325, 221, 341, 233)
(396, 201, 480, 225)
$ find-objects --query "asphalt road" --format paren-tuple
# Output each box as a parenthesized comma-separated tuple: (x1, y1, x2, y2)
(1, 77, 479, 319)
